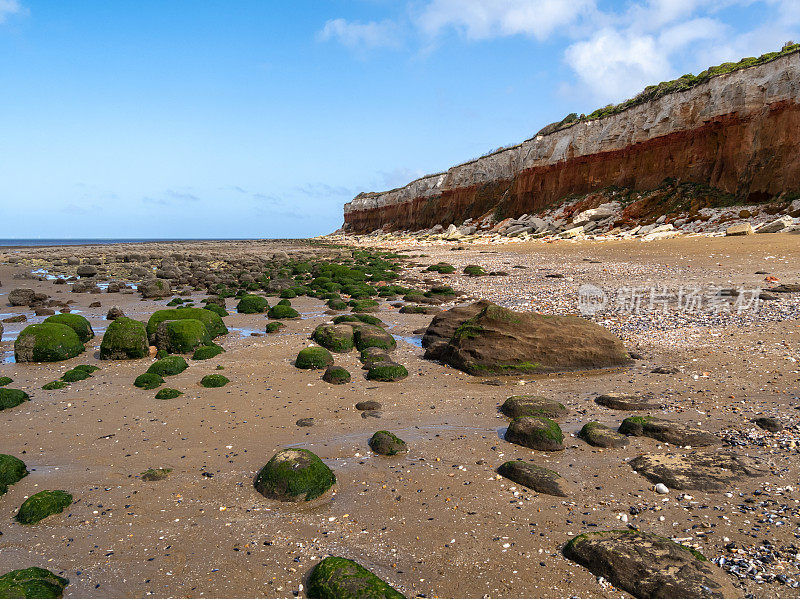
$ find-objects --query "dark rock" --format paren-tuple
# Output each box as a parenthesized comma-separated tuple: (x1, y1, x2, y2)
(629, 450, 767, 491)
(356, 400, 382, 411)
(619, 416, 719, 447)
(651, 366, 678, 374)
(106, 306, 125, 320)
(426, 302, 632, 376)
(753, 417, 783, 432)
(362, 410, 383, 419)
(139, 278, 173, 299)
(76, 265, 97, 277)
(579, 422, 629, 448)
(563, 529, 743, 599)
(497, 460, 572, 496)
(369, 431, 407, 456)
(595, 393, 660, 411)
(296, 418, 315, 427)
(505, 417, 564, 451)
(8, 288, 35, 306)
(500, 395, 568, 419)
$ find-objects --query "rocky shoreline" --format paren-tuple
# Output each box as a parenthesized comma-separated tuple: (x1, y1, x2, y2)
(0, 236, 798, 598)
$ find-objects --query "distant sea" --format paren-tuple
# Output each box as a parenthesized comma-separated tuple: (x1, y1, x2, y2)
(0, 238, 262, 247)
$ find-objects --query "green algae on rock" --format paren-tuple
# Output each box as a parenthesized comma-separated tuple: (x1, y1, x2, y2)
(192, 344, 224, 360)
(134, 373, 165, 390)
(0, 454, 28, 496)
(254, 448, 335, 502)
(141, 467, 172, 481)
(295, 347, 334, 370)
(0, 388, 30, 411)
(200, 374, 229, 388)
(15, 490, 73, 525)
(500, 395, 568, 419)
(265, 321, 285, 334)
(60, 368, 92, 383)
(312, 324, 355, 353)
(155, 388, 182, 400)
(0, 377, 12, 387)
(15, 323, 85, 363)
(307, 556, 405, 599)
(0, 567, 69, 599)
(43, 313, 95, 343)
(156, 318, 212, 354)
(147, 355, 189, 377)
(322, 365, 351, 384)
(100, 317, 149, 360)
(505, 416, 565, 451)
(353, 325, 396, 352)
(42, 381, 68, 391)
(146, 307, 228, 339)
(366, 363, 408, 382)
(268, 304, 300, 319)
(236, 294, 269, 314)
(368, 431, 407, 456)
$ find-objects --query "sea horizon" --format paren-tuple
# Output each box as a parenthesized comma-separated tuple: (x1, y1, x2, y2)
(0, 238, 290, 248)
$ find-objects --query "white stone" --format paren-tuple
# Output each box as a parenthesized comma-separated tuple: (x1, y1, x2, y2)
(757, 215, 793, 233)
(726, 223, 754, 236)
(655, 483, 669, 494)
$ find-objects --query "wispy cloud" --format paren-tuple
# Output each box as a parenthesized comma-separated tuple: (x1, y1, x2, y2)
(317, 18, 400, 50)
(166, 189, 200, 202)
(295, 182, 357, 199)
(0, 0, 24, 24)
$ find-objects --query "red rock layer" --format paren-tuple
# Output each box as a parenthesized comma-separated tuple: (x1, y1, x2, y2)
(345, 101, 800, 233)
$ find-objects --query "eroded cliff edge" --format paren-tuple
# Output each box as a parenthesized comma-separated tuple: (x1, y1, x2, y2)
(343, 49, 800, 234)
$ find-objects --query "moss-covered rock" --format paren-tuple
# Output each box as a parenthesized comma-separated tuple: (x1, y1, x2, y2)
(141, 467, 172, 481)
(307, 556, 405, 599)
(0, 388, 30, 411)
(268, 304, 300, 319)
(202, 303, 229, 317)
(42, 381, 68, 390)
(369, 431, 407, 456)
(277, 298, 292, 306)
(134, 373, 165, 389)
(147, 355, 188, 377)
(60, 368, 91, 383)
(236, 294, 269, 314)
(312, 324, 355, 353)
(15, 323, 85, 363)
(366, 363, 408, 382)
(354, 325, 396, 352)
(73, 364, 99, 374)
(505, 416, 565, 451)
(146, 308, 228, 339)
(155, 388, 183, 400)
(500, 396, 568, 419)
(0, 376, 12, 387)
(0, 567, 69, 598)
(15, 490, 73, 524)
(579, 421, 629, 448)
(254, 448, 335, 502)
(426, 262, 455, 274)
(42, 313, 94, 343)
(192, 344, 224, 360)
(100, 317, 149, 360)
(322, 365, 351, 384)
(265, 321, 285, 333)
(334, 314, 384, 327)
(463, 265, 487, 277)
(200, 374, 229, 388)
(279, 289, 296, 299)
(0, 454, 28, 496)
(295, 346, 334, 369)
(326, 298, 348, 311)
(156, 318, 212, 353)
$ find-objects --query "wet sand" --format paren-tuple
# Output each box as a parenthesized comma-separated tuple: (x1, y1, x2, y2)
(1, 236, 799, 598)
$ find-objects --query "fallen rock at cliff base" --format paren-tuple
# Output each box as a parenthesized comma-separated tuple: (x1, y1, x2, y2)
(629, 451, 767, 491)
(563, 529, 743, 599)
(425, 301, 632, 375)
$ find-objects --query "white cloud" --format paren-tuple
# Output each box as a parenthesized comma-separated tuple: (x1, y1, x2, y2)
(565, 30, 670, 101)
(0, 0, 23, 23)
(417, 0, 595, 40)
(317, 18, 399, 49)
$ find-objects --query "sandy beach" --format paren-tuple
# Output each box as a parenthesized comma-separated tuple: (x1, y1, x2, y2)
(0, 235, 798, 598)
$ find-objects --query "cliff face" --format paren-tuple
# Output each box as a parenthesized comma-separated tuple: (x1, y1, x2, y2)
(343, 51, 800, 234)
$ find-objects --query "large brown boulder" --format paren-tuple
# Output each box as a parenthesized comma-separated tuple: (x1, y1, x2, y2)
(424, 301, 632, 375)
(629, 451, 766, 491)
(564, 529, 743, 599)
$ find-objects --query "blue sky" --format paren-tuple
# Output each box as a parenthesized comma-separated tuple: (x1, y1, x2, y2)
(1, 1, 797, 239)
